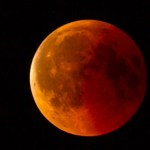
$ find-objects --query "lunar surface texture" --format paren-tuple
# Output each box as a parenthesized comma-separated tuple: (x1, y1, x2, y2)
(30, 20, 147, 136)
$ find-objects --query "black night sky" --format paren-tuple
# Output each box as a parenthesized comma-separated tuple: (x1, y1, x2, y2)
(1, 0, 150, 149)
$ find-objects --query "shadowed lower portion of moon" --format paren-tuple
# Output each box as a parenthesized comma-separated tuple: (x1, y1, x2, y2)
(30, 20, 147, 136)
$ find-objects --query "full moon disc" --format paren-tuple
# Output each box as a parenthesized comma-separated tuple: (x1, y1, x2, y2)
(30, 20, 147, 136)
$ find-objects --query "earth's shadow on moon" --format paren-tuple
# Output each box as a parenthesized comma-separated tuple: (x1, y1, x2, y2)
(53, 97, 147, 144)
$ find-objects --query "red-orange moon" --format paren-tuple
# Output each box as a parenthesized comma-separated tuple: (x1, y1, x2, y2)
(30, 20, 147, 136)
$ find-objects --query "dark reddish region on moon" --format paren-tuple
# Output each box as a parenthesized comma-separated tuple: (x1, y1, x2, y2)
(30, 20, 147, 136)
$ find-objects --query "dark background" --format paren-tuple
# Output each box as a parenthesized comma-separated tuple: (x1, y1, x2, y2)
(1, 0, 149, 149)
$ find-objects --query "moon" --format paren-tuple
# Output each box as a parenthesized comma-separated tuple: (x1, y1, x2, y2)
(30, 20, 147, 136)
